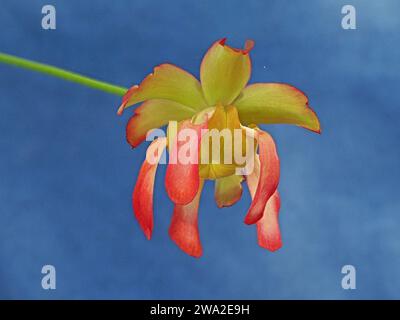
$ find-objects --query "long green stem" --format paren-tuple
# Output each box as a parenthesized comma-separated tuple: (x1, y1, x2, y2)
(0, 52, 128, 96)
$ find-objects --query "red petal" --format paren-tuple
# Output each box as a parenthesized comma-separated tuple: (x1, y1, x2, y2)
(244, 130, 280, 225)
(169, 181, 204, 258)
(133, 138, 166, 239)
(257, 191, 282, 251)
(165, 120, 207, 205)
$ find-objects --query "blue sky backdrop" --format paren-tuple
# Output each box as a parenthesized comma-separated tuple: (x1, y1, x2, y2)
(0, 0, 399, 299)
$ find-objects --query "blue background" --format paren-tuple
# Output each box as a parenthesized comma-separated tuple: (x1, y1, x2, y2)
(0, 0, 399, 299)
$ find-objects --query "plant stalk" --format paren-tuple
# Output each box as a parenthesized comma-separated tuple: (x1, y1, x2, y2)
(0, 52, 128, 96)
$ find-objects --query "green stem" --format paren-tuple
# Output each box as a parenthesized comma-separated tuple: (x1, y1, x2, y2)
(0, 52, 128, 96)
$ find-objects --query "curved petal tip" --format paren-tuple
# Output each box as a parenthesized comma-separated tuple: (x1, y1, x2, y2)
(117, 86, 138, 115)
(169, 181, 204, 258)
(244, 130, 280, 225)
(218, 38, 255, 55)
(257, 191, 282, 252)
(132, 138, 166, 239)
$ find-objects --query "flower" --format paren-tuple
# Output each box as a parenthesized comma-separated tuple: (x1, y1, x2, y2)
(117, 38, 320, 258)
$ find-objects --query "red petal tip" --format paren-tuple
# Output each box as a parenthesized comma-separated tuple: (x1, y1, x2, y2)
(117, 85, 138, 115)
(257, 191, 282, 252)
(168, 181, 204, 258)
(143, 227, 152, 240)
(217, 38, 254, 55)
(169, 208, 203, 258)
(243, 40, 255, 54)
(117, 103, 125, 116)
(259, 241, 282, 252)
(244, 215, 256, 225)
(218, 38, 227, 46)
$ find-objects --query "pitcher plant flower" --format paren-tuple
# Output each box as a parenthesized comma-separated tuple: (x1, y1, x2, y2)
(0, 39, 320, 258)
(117, 38, 321, 258)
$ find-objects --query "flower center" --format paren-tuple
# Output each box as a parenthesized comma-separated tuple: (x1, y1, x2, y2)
(197, 104, 255, 180)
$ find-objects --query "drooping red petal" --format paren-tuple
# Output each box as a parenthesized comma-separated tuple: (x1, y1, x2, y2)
(169, 181, 204, 258)
(257, 191, 282, 251)
(244, 130, 280, 225)
(132, 138, 167, 239)
(245, 156, 282, 251)
(165, 119, 207, 205)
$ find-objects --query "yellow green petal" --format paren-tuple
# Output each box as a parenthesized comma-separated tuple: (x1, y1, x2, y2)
(214, 174, 243, 208)
(126, 99, 195, 147)
(200, 39, 254, 106)
(118, 64, 208, 114)
(234, 83, 321, 133)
